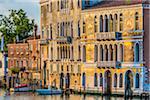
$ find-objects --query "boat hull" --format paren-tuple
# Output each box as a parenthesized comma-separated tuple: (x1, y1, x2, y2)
(36, 89, 63, 95)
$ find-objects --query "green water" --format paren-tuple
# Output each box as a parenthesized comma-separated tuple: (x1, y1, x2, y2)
(0, 90, 147, 100)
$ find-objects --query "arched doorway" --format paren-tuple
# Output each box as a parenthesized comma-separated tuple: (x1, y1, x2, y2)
(135, 73, 140, 88)
(82, 73, 86, 89)
(104, 70, 112, 94)
(65, 73, 70, 89)
(60, 73, 64, 89)
(125, 70, 133, 95)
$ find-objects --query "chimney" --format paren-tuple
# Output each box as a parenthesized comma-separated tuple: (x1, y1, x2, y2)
(34, 24, 38, 39)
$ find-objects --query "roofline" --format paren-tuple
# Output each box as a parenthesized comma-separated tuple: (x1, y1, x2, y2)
(82, 4, 143, 13)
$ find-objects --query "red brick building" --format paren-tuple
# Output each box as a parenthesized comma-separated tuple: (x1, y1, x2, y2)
(7, 29, 40, 85)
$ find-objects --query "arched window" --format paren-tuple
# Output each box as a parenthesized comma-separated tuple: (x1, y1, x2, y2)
(83, 21, 86, 33)
(61, 65, 63, 71)
(105, 15, 108, 32)
(57, 47, 59, 60)
(100, 45, 103, 61)
(60, 47, 62, 59)
(109, 15, 113, 32)
(135, 12, 139, 30)
(47, 28, 49, 39)
(77, 0, 80, 8)
(109, 45, 113, 61)
(114, 14, 118, 32)
(83, 45, 86, 62)
(71, 46, 74, 60)
(94, 16, 98, 32)
(105, 45, 108, 61)
(50, 24, 52, 39)
(100, 15, 103, 32)
(62, 46, 65, 59)
(57, 23, 60, 36)
(119, 73, 123, 88)
(42, 26, 44, 38)
(135, 73, 140, 88)
(119, 14, 123, 31)
(51, 47, 53, 60)
(62, 22, 65, 36)
(114, 44, 118, 61)
(78, 45, 81, 59)
(57, 1, 60, 11)
(67, 65, 69, 72)
(94, 45, 98, 62)
(135, 43, 140, 62)
(114, 73, 117, 87)
(99, 73, 103, 86)
(71, 21, 73, 37)
(78, 20, 80, 37)
(94, 73, 98, 87)
(65, 46, 68, 59)
(120, 44, 124, 62)
(68, 46, 70, 59)
(70, 0, 73, 10)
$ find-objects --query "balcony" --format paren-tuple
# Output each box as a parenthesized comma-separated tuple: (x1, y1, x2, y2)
(56, 36, 72, 43)
(97, 61, 116, 68)
(121, 62, 144, 68)
(96, 32, 122, 40)
(40, 39, 49, 45)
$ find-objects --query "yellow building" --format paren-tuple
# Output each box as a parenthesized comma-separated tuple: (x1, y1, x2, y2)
(40, 0, 150, 94)
(40, 0, 82, 89)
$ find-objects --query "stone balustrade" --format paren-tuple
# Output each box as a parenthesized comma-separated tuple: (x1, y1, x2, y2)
(97, 61, 116, 68)
(96, 32, 116, 40)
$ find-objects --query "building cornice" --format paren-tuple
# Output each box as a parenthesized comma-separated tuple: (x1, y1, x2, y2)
(82, 4, 143, 14)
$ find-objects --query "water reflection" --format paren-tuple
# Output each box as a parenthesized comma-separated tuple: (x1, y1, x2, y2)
(0, 91, 144, 100)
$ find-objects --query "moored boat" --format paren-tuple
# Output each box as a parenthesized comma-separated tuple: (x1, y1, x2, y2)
(36, 89, 63, 95)
(14, 84, 32, 92)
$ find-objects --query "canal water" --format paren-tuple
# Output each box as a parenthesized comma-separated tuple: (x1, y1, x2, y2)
(0, 90, 146, 100)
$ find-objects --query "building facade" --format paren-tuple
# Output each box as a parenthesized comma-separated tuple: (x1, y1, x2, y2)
(80, 0, 150, 94)
(0, 52, 4, 87)
(7, 33, 40, 87)
(40, 0, 83, 89)
(40, 0, 150, 94)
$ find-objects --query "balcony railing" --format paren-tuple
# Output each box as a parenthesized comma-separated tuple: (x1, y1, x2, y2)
(40, 39, 49, 45)
(121, 62, 144, 68)
(96, 32, 122, 40)
(56, 36, 72, 43)
(97, 61, 116, 68)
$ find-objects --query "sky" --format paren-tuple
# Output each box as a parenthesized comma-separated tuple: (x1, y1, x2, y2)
(0, 0, 40, 32)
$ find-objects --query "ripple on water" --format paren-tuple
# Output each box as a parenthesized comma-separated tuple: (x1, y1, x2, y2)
(0, 91, 143, 100)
